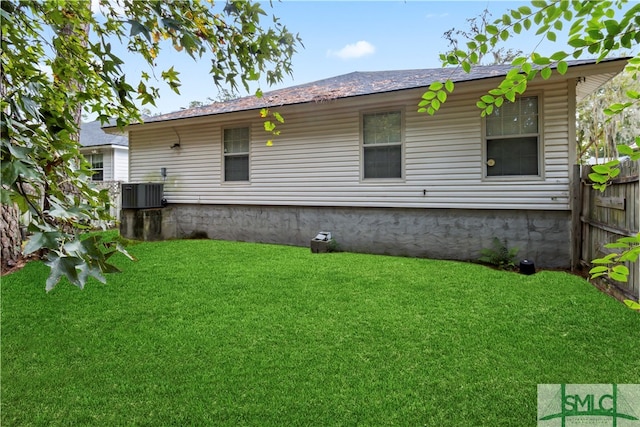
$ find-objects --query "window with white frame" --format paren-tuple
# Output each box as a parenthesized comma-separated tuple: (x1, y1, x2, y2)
(223, 127, 249, 181)
(89, 153, 104, 181)
(485, 96, 540, 177)
(362, 111, 402, 179)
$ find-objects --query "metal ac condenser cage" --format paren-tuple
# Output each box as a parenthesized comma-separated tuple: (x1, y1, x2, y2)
(121, 183, 164, 209)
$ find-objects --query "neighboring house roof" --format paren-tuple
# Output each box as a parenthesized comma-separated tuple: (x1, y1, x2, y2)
(129, 57, 626, 126)
(80, 120, 128, 147)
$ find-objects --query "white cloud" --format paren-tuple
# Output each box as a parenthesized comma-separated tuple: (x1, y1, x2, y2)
(327, 40, 376, 60)
(425, 13, 449, 19)
(91, 0, 125, 16)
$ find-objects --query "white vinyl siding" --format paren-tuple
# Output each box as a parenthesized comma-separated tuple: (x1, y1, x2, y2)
(129, 78, 573, 210)
(113, 147, 129, 181)
(80, 146, 129, 182)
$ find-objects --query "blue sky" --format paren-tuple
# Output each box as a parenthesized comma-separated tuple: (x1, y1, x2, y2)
(133, 1, 606, 115)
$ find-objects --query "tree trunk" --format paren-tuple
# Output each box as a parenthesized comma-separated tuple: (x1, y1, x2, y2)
(1, 203, 23, 273)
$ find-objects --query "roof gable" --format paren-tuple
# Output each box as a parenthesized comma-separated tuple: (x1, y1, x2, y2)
(81, 120, 128, 147)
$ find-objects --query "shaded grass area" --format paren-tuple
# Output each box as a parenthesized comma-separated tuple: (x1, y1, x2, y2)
(2, 238, 639, 426)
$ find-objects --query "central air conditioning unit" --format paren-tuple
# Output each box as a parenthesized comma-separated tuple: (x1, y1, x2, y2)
(121, 183, 164, 209)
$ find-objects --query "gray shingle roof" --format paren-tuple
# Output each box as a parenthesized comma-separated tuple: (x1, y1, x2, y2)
(135, 58, 624, 125)
(81, 120, 128, 147)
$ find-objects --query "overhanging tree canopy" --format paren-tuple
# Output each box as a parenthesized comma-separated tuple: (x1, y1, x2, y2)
(1, 0, 301, 290)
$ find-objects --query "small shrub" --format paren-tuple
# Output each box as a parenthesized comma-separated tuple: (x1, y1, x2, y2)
(478, 237, 519, 271)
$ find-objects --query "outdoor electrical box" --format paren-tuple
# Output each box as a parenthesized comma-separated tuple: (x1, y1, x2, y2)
(310, 231, 334, 253)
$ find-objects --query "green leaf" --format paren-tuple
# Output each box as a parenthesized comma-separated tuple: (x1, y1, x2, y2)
(589, 266, 609, 274)
(604, 242, 629, 249)
(518, 5, 532, 15)
(550, 51, 569, 61)
(428, 81, 443, 91)
(556, 61, 568, 75)
(532, 55, 551, 66)
(444, 80, 454, 93)
(127, 20, 151, 42)
(617, 145, 634, 156)
(593, 253, 619, 263)
(486, 25, 499, 35)
(77, 262, 107, 285)
(513, 22, 522, 34)
(24, 232, 60, 255)
(624, 300, 640, 310)
(568, 38, 588, 48)
(422, 91, 436, 101)
(588, 172, 608, 184)
(485, 104, 494, 116)
(591, 164, 610, 174)
(612, 265, 630, 276)
(536, 24, 549, 36)
(263, 121, 276, 132)
(44, 254, 84, 291)
(620, 251, 640, 263)
(610, 270, 628, 283)
(480, 94, 495, 103)
(604, 19, 620, 35)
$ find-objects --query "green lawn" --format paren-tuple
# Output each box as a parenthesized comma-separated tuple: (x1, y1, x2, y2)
(2, 238, 639, 426)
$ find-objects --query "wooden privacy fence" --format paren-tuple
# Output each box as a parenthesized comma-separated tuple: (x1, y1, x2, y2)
(575, 160, 639, 301)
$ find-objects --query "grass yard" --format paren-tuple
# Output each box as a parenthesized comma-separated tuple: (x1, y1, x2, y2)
(1, 237, 639, 426)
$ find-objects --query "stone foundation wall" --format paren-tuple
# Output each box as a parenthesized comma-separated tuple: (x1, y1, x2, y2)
(121, 204, 571, 268)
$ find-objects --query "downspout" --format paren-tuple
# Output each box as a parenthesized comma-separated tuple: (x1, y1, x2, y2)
(108, 145, 115, 181)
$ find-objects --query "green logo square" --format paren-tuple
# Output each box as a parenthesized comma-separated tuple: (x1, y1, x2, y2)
(538, 384, 640, 426)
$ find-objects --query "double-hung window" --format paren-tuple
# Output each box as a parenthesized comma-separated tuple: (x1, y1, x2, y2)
(362, 111, 402, 179)
(485, 96, 540, 177)
(89, 153, 104, 181)
(223, 127, 249, 182)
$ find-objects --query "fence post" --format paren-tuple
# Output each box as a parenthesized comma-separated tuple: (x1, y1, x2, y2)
(570, 164, 583, 272)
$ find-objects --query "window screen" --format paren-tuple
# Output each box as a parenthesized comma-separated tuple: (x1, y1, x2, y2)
(90, 154, 104, 181)
(363, 111, 402, 179)
(485, 96, 539, 177)
(224, 127, 249, 181)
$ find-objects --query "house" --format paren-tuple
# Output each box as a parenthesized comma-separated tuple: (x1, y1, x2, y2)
(80, 120, 129, 182)
(115, 58, 627, 268)
(80, 120, 129, 223)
